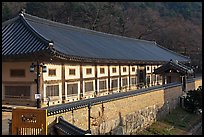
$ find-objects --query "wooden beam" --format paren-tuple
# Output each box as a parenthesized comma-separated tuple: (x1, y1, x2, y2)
(95, 64, 98, 96)
(61, 64, 65, 102)
(119, 65, 121, 91)
(108, 65, 110, 92)
(80, 64, 83, 99)
(128, 65, 131, 90)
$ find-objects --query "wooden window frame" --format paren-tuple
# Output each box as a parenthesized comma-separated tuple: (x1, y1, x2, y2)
(122, 77, 128, 87)
(86, 68, 92, 75)
(112, 67, 117, 73)
(69, 69, 76, 76)
(111, 79, 118, 89)
(100, 68, 105, 74)
(99, 80, 107, 91)
(123, 67, 127, 72)
(132, 67, 136, 72)
(67, 83, 78, 96)
(10, 69, 25, 77)
(46, 84, 59, 98)
(84, 81, 94, 92)
(48, 69, 56, 76)
(4, 85, 30, 99)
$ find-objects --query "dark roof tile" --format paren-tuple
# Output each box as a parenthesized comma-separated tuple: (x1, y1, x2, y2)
(2, 13, 190, 63)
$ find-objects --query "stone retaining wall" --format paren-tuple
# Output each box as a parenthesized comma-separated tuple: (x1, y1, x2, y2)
(47, 78, 202, 135)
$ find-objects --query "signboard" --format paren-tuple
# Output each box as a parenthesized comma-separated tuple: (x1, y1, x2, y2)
(35, 94, 41, 99)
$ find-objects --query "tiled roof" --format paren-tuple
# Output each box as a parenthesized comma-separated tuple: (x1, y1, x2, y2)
(154, 60, 194, 75)
(2, 12, 190, 64)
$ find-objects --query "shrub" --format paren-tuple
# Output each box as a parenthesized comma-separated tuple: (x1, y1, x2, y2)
(184, 86, 202, 113)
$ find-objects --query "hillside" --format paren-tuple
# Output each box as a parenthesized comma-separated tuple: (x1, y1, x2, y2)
(2, 2, 202, 72)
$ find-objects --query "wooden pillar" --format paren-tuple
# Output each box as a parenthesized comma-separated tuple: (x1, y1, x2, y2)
(80, 64, 83, 99)
(108, 65, 110, 92)
(95, 64, 98, 96)
(119, 65, 121, 91)
(150, 65, 153, 86)
(61, 64, 65, 102)
(162, 74, 166, 85)
(128, 65, 131, 90)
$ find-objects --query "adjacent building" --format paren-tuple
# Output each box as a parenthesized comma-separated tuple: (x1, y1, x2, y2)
(2, 11, 190, 107)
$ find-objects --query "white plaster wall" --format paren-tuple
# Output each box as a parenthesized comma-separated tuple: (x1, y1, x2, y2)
(83, 66, 95, 78)
(97, 66, 108, 77)
(65, 65, 80, 79)
(110, 66, 119, 76)
(43, 63, 62, 81)
(146, 65, 152, 74)
(121, 65, 129, 76)
(130, 66, 137, 75)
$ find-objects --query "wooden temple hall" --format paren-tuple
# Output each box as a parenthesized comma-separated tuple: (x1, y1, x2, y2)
(2, 10, 194, 107)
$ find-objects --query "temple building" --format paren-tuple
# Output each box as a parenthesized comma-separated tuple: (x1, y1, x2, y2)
(2, 10, 191, 107)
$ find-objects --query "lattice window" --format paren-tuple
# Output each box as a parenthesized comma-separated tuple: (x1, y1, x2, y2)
(111, 79, 118, 88)
(123, 67, 127, 72)
(122, 77, 128, 87)
(5, 85, 30, 99)
(46, 85, 59, 97)
(112, 67, 117, 73)
(85, 81, 94, 92)
(131, 77, 136, 85)
(10, 69, 25, 77)
(67, 83, 78, 95)
(99, 80, 107, 90)
(86, 68, 92, 75)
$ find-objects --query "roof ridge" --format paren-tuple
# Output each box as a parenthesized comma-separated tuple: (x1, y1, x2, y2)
(24, 13, 155, 45)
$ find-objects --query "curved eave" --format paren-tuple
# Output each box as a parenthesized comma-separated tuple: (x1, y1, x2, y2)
(50, 48, 189, 65)
(2, 48, 53, 62)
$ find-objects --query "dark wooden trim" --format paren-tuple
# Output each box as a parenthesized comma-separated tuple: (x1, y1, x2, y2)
(108, 65, 110, 91)
(44, 80, 62, 84)
(97, 76, 109, 79)
(119, 65, 121, 90)
(61, 64, 65, 101)
(83, 77, 96, 81)
(128, 65, 131, 89)
(151, 65, 153, 86)
(130, 74, 137, 77)
(80, 64, 83, 98)
(40, 71, 44, 100)
(95, 64, 98, 95)
(65, 79, 80, 83)
(3, 81, 36, 84)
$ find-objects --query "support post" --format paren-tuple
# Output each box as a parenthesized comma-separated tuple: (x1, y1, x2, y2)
(36, 61, 41, 108)
(87, 104, 91, 133)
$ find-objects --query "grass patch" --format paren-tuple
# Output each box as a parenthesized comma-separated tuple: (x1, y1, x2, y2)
(137, 107, 202, 135)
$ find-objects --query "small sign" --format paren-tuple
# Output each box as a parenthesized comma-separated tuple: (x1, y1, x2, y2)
(35, 94, 41, 99)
